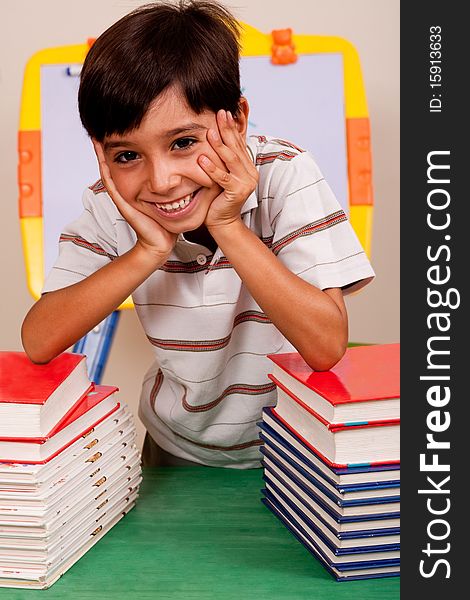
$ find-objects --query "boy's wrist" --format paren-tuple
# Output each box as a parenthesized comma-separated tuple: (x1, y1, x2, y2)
(131, 241, 170, 272)
(207, 217, 245, 244)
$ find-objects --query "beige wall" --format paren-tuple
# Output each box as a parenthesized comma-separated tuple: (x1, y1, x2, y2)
(1, 0, 399, 449)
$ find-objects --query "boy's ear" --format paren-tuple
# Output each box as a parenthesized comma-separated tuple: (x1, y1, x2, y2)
(234, 97, 250, 136)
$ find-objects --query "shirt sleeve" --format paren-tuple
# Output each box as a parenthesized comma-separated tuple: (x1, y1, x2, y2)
(42, 187, 119, 293)
(266, 150, 375, 295)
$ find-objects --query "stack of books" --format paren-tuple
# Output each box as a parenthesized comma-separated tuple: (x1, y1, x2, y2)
(260, 343, 400, 581)
(0, 351, 142, 590)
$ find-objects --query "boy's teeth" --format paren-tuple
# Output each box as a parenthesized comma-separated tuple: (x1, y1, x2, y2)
(156, 192, 194, 212)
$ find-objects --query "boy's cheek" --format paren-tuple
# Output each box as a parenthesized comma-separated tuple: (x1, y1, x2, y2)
(107, 171, 135, 202)
(201, 187, 224, 221)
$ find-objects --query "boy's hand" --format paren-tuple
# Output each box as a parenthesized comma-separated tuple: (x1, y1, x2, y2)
(199, 110, 258, 232)
(92, 140, 177, 263)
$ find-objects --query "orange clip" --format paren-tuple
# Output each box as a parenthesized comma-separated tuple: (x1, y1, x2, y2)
(87, 38, 96, 49)
(18, 130, 42, 218)
(271, 28, 297, 65)
(346, 118, 373, 205)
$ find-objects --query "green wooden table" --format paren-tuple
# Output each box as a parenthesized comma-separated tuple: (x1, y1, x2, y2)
(1, 467, 400, 599)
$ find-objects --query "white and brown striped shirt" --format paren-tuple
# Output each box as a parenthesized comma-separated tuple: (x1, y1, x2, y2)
(43, 136, 375, 468)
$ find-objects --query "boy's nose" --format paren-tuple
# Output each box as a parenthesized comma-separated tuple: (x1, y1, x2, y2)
(146, 160, 182, 195)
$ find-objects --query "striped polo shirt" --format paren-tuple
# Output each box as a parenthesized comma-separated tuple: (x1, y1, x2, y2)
(43, 135, 375, 468)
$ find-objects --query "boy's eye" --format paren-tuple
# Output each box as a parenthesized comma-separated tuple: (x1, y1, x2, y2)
(172, 137, 196, 151)
(114, 151, 139, 163)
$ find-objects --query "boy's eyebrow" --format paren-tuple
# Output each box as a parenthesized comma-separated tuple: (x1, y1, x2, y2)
(163, 123, 207, 137)
(103, 123, 208, 151)
(103, 140, 138, 151)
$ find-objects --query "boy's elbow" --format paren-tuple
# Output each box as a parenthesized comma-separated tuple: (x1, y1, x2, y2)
(25, 351, 54, 365)
(22, 343, 56, 365)
(301, 338, 347, 372)
(305, 346, 346, 372)
(21, 321, 55, 365)
(21, 341, 50, 365)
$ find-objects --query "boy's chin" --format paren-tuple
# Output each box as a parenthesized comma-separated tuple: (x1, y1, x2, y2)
(155, 214, 207, 235)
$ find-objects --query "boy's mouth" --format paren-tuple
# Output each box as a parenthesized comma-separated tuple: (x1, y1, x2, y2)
(152, 188, 202, 216)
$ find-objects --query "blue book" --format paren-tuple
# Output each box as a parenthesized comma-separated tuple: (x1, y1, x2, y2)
(263, 482, 400, 550)
(263, 474, 400, 540)
(261, 444, 400, 508)
(260, 427, 400, 500)
(262, 448, 400, 518)
(262, 496, 400, 581)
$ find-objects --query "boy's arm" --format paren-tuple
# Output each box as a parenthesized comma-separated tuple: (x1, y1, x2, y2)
(210, 221, 348, 371)
(201, 110, 348, 371)
(22, 142, 177, 364)
(21, 245, 166, 364)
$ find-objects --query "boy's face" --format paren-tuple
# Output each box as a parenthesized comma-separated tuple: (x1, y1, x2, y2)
(101, 86, 248, 234)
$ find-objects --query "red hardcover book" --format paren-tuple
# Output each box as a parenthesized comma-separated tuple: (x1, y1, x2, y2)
(267, 344, 400, 425)
(269, 384, 399, 467)
(0, 352, 92, 438)
(0, 386, 120, 464)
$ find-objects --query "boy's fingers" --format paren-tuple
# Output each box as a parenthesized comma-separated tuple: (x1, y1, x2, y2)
(218, 111, 243, 155)
(214, 110, 255, 171)
(92, 140, 117, 194)
(203, 112, 258, 192)
(199, 155, 256, 196)
(91, 140, 131, 217)
(219, 110, 248, 154)
(199, 155, 229, 183)
(92, 139, 111, 184)
(207, 128, 251, 179)
(208, 132, 238, 166)
(92, 139, 111, 170)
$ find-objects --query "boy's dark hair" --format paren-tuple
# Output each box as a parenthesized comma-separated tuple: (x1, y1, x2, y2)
(78, 0, 242, 141)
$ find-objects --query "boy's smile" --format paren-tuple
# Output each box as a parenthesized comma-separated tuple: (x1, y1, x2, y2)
(102, 86, 246, 234)
(148, 187, 204, 223)
(153, 188, 200, 214)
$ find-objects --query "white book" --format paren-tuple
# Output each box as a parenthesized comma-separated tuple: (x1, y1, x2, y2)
(0, 442, 140, 528)
(0, 469, 141, 541)
(0, 492, 138, 567)
(0, 405, 133, 485)
(0, 428, 137, 509)
(0, 386, 120, 463)
(0, 499, 136, 589)
(0, 471, 141, 556)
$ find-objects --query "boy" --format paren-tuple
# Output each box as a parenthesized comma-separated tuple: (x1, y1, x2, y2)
(22, 0, 374, 468)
